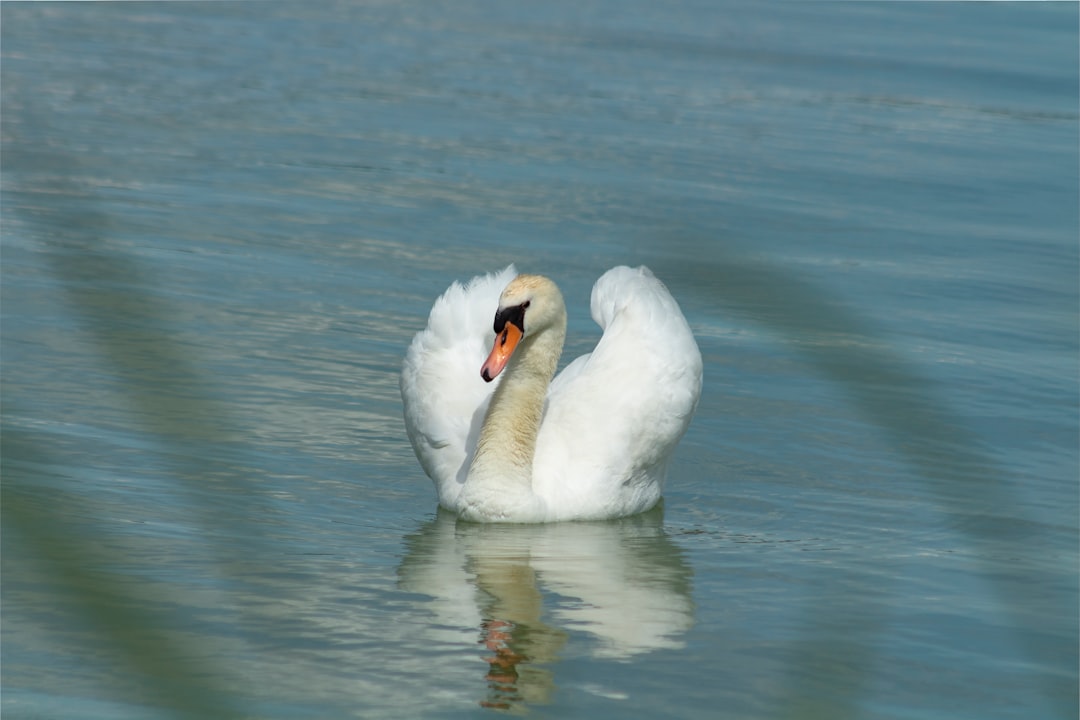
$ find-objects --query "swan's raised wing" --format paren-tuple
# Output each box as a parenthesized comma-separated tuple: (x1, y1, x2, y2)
(401, 266, 517, 505)
(536, 266, 702, 518)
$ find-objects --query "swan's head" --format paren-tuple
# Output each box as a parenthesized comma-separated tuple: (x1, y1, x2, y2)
(481, 274, 565, 383)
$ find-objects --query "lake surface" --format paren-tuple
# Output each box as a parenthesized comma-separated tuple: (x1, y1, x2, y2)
(2, 2, 1077, 719)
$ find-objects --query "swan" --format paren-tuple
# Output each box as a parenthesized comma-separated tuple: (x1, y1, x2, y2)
(401, 265, 702, 523)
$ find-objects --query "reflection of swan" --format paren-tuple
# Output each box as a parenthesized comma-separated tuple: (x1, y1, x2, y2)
(401, 266, 702, 522)
(397, 508, 694, 711)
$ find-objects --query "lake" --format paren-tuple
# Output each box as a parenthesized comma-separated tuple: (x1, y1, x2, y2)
(2, 2, 1077, 719)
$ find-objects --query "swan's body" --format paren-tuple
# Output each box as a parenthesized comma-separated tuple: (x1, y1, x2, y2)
(401, 266, 702, 523)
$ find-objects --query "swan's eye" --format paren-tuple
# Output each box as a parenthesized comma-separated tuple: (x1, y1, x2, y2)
(493, 303, 527, 334)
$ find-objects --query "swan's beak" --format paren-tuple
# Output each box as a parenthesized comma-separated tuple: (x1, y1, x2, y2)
(481, 324, 523, 382)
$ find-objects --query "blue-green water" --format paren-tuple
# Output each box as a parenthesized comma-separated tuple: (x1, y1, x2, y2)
(2, 3, 1077, 719)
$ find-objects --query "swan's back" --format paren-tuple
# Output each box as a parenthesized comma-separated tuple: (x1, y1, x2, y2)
(534, 266, 702, 520)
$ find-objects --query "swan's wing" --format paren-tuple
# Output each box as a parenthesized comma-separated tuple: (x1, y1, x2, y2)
(401, 266, 517, 506)
(536, 266, 702, 517)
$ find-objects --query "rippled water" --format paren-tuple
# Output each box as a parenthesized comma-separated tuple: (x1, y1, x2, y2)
(2, 3, 1077, 719)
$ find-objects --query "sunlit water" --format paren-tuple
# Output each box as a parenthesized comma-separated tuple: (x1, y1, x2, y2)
(2, 3, 1077, 719)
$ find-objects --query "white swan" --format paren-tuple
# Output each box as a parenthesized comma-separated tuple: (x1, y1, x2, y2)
(401, 265, 702, 523)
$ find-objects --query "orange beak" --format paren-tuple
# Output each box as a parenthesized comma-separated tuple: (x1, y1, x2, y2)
(481, 323, 523, 382)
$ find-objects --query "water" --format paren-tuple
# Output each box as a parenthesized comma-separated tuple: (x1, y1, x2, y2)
(2, 2, 1076, 719)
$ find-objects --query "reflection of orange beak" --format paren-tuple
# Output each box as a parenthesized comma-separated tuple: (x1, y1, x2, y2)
(481, 324, 523, 382)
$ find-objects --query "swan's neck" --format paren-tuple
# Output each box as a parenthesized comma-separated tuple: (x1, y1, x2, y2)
(462, 322, 565, 521)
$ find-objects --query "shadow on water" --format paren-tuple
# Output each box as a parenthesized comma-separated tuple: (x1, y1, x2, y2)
(2, 132, 270, 719)
(398, 507, 693, 712)
(3, 85, 1074, 720)
(652, 239, 1077, 720)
